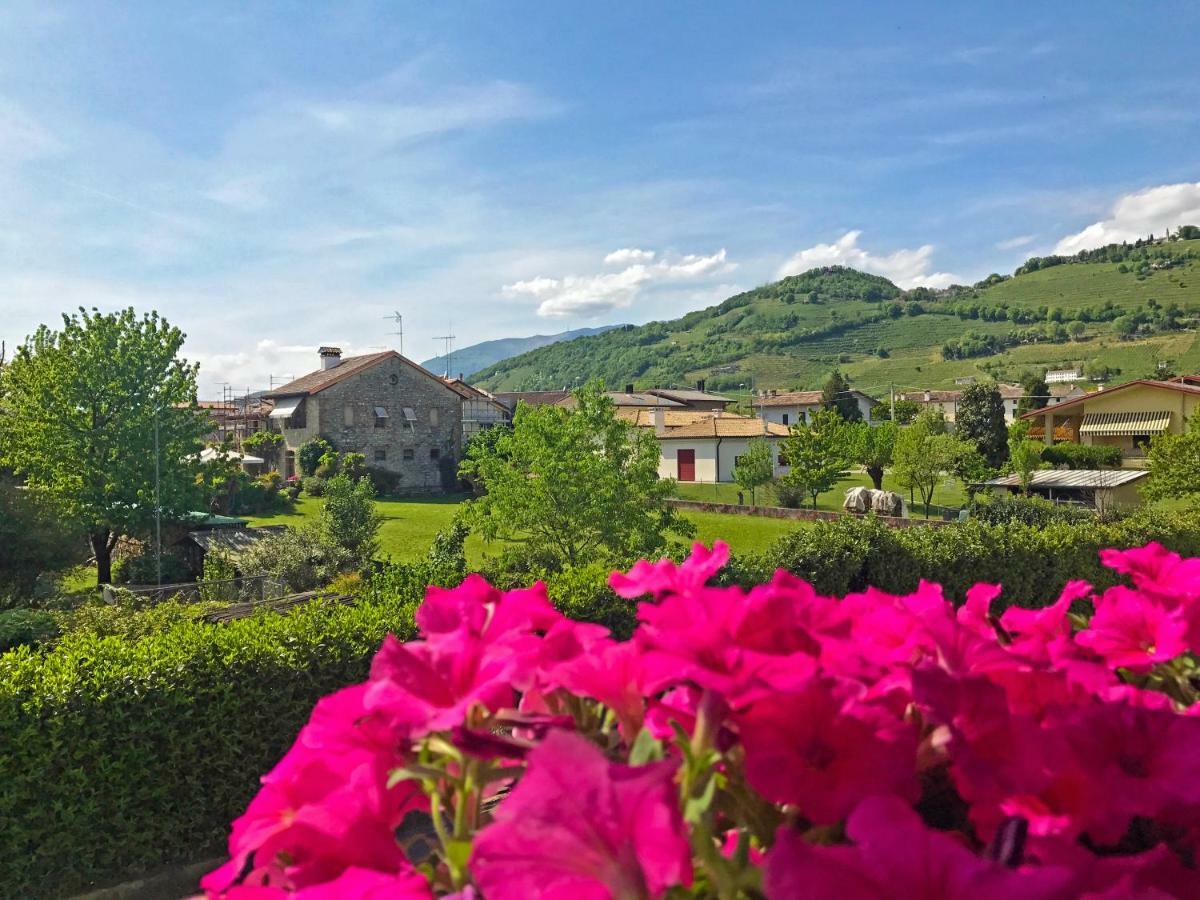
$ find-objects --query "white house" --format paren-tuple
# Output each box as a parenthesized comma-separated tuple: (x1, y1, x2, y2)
(620, 408, 790, 483)
(753, 389, 878, 427)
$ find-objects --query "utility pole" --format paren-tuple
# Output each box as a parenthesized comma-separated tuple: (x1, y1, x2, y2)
(154, 405, 162, 588)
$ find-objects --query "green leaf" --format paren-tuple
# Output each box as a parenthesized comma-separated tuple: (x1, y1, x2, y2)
(628, 727, 664, 765)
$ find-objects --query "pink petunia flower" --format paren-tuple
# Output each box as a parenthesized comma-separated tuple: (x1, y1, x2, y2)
(609, 541, 730, 599)
(764, 794, 1076, 899)
(735, 676, 919, 824)
(1073, 586, 1189, 671)
(470, 730, 691, 899)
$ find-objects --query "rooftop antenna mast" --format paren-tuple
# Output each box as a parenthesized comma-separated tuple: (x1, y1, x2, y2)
(382, 311, 404, 356)
(433, 329, 456, 378)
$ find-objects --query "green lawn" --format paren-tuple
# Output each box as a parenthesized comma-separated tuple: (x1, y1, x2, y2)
(243, 493, 800, 565)
(674, 471, 966, 517)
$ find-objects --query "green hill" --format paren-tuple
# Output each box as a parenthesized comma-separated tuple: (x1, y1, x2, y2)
(419, 325, 622, 378)
(473, 236, 1200, 396)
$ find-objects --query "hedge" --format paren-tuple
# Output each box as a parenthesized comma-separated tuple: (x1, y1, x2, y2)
(0, 589, 425, 898)
(737, 506, 1200, 610)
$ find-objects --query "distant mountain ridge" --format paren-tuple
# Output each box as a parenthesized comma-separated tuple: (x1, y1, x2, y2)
(420, 325, 623, 378)
(472, 236, 1200, 395)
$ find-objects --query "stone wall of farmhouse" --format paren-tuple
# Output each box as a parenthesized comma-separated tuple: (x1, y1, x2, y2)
(314, 357, 463, 493)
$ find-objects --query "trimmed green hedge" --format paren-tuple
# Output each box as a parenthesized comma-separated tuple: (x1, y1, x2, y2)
(0, 592, 424, 898)
(737, 506, 1200, 610)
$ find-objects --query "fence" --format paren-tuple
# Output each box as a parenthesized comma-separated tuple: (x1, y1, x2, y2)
(102, 574, 287, 606)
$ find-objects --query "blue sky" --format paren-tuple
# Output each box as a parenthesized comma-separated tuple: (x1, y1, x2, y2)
(1, 2, 1199, 393)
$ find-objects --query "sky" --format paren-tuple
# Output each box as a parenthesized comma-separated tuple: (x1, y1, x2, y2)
(1, 2, 1200, 394)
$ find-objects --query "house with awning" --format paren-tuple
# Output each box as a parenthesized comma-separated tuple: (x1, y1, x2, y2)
(1020, 378, 1200, 467)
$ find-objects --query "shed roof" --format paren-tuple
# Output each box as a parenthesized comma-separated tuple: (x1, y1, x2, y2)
(983, 469, 1149, 490)
(644, 388, 735, 404)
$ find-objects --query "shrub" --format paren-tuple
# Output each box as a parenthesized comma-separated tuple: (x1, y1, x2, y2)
(545, 562, 637, 639)
(366, 466, 403, 497)
(112, 549, 192, 586)
(320, 474, 382, 562)
(755, 507, 1200, 611)
(302, 475, 327, 497)
(297, 438, 332, 477)
(0, 589, 425, 897)
(54, 596, 218, 642)
(1040, 442, 1123, 469)
(0, 609, 59, 653)
(968, 493, 1097, 527)
(770, 477, 808, 509)
(236, 523, 351, 592)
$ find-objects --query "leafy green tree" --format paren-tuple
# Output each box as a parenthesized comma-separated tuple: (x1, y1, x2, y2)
(955, 382, 1009, 468)
(1009, 439, 1048, 494)
(893, 417, 967, 515)
(821, 370, 862, 422)
(458, 381, 692, 567)
(876, 398, 921, 425)
(0, 308, 208, 585)
(778, 410, 852, 509)
(849, 420, 897, 491)
(1067, 320, 1086, 340)
(1145, 417, 1200, 502)
(320, 474, 383, 562)
(298, 437, 332, 477)
(0, 476, 84, 599)
(241, 431, 284, 469)
(1017, 373, 1050, 415)
(732, 437, 774, 506)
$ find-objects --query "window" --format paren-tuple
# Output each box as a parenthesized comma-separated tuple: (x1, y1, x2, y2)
(374, 449, 387, 462)
(781, 413, 789, 425)
(403, 448, 414, 461)
(344, 405, 354, 427)
(430, 447, 441, 461)
(430, 407, 440, 427)
(374, 406, 389, 428)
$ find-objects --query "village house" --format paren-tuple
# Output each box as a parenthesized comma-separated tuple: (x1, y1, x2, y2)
(754, 389, 878, 427)
(620, 407, 790, 483)
(899, 383, 1025, 424)
(644, 381, 736, 411)
(557, 385, 685, 410)
(265, 347, 464, 492)
(441, 377, 510, 441)
(1021, 377, 1200, 467)
(491, 390, 571, 415)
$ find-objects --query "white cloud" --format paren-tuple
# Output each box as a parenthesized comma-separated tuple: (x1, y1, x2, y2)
(1054, 182, 1200, 254)
(604, 247, 655, 265)
(996, 234, 1035, 250)
(776, 230, 960, 289)
(503, 248, 736, 317)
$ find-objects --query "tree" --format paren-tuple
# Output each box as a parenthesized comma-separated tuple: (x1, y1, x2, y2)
(298, 437, 333, 477)
(732, 438, 774, 506)
(893, 418, 967, 515)
(320, 474, 383, 562)
(1009, 439, 1047, 494)
(849, 420, 897, 490)
(821, 370, 862, 422)
(1145, 418, 1200, 503)
(1068, 320, 1086, 341)
(955, 383, 1009, 469)
(876, 398, 921, 425)
(242, 431, 285, 470)
(0, 476, 84, 598)
(778, 410, 852, 509)
(1017, 373, 1050, 415)
(0, 308, 208, 584)
(458, 381, 692, 567)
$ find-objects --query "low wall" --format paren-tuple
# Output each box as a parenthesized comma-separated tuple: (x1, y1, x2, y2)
(665, 498, 953, 528)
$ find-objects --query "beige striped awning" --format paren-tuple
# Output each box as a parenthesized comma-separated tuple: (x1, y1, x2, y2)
(1078, 411, 1172, 436)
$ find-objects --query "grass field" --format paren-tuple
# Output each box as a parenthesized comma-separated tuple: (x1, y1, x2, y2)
(674, 471, 966, 517)
(243, 493, 801, 565)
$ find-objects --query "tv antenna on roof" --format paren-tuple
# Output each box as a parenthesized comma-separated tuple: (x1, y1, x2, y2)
(433, 330, 456, 377)
(382, 311, 403, 356)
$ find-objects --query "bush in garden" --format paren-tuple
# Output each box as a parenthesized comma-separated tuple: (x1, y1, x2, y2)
(237, 523, 351, 592)
(968, 493, 1098, 527)
(0, 609, 59, 652)
(297, 438, 332, 478)
(1041, 441, 1124, 470)
(201, 541, 1200, 898)
(301, 475, 327, 497)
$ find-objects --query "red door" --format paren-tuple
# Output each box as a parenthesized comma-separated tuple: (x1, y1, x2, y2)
(677, 449, 696, 482)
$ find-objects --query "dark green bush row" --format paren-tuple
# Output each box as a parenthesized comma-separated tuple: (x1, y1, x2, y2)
(967, 494, 1097, 527)
(734, 506, 1200, 609)
(0, 588, 427, 897)
(1040, 442, 1124, 469)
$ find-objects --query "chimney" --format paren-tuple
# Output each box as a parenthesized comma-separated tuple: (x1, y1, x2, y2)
(319, 346, 342, 370)
(652, 406, 666, 435)
(696, 378, 706, 392)
(625, 383, 635, 395)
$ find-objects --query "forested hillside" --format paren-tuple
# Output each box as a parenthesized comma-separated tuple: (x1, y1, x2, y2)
(420, 325, 620, 377)
(474, 235, 1200, 396)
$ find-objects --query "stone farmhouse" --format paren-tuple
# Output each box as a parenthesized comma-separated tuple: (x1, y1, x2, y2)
(265, 347, 465, 493)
